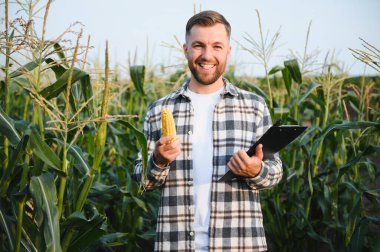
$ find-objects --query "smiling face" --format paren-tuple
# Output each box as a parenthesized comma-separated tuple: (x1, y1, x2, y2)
(183, 23, 231, 93)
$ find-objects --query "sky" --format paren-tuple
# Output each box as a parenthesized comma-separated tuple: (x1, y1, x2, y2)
(7, 0, 380, 76)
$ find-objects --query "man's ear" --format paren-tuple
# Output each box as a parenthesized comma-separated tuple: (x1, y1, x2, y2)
(183, 43, 188, 60)
(226, 45, 232, 60)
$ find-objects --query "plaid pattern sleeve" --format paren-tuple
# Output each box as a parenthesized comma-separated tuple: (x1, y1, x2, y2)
(134, 79, 283, 251)
(134, 107, 171, 191)
(245, 101, 283, 190)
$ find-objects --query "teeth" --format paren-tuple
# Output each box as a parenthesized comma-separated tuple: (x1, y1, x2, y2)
(199, 63, 215, 69)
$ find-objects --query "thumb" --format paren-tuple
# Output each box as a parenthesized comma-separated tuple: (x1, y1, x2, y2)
(255, 144, 264, 160)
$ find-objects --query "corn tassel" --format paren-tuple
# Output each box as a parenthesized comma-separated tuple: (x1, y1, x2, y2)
(161, 108, 176, 144)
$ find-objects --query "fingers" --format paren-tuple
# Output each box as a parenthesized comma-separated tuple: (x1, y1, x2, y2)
(255, 144, 263, 160)
(227, 150, 249, 175)
(227, 146, 263, 177)
(154, 137, 182, 167)
(157, 136, 176, 146)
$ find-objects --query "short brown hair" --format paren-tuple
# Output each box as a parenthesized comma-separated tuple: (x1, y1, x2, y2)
(185, 10, 231, 39)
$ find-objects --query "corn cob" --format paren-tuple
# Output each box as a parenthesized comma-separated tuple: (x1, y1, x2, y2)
(161, 108, 176, 144)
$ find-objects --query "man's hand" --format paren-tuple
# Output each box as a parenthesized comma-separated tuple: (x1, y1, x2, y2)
(153, 136, 182, 168)
(227, 144, 264, 177)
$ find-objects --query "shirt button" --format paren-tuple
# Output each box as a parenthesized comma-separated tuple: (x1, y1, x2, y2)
(188, 130, 192, 135)
(189, 231, 194, 237)
(187, 181, 193, 186)
(187, 155, 191, 160)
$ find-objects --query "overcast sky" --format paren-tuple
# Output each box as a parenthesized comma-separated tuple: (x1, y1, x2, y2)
(7, 0, 380, 76)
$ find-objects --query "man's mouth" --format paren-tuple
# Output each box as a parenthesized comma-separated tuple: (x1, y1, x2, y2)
(198, 63, 216, 70)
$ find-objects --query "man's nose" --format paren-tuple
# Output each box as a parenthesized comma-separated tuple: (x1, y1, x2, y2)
(202, 46, 213, 60)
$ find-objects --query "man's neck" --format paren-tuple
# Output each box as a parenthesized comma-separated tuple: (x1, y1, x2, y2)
(188, 77, 224, 94)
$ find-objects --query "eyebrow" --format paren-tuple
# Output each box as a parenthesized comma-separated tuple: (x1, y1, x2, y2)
(191, 41, 225, 46)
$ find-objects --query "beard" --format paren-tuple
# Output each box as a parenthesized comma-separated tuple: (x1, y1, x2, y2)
(188, 58, 226, 85)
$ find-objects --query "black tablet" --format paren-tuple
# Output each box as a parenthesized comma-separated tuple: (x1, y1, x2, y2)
(219, 125, 307, 182)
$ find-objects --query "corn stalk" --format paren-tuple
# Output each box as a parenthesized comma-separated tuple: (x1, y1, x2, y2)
(62, 41, 110, 252)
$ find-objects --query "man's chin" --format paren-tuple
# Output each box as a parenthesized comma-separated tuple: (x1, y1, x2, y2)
(193, 74, 221, 86)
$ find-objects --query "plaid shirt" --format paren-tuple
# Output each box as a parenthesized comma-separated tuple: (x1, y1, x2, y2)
(135, 79, 283, 252)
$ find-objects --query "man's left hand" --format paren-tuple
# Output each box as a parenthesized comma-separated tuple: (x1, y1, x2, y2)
(227, 144, 264, 177)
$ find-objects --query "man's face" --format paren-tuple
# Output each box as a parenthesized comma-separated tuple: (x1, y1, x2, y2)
(183, 23, 231, 86)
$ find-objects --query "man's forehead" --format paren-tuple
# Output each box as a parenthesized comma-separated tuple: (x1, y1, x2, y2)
(186, 24, 230, 42)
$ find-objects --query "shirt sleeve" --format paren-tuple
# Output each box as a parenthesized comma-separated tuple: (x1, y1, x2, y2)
(134, 108, 170, 191)
(245, 101, 283, 190)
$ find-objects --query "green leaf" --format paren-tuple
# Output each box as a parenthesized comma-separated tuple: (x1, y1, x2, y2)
(132, 196, 148, 212)
(11, 76, 31, 88)
(99, 232, 129, 247)
(0, 106, 21, 146)
(138, 229, 156, 240)
(366, 215, 380, 225)
(363, 188, 380, 204)
(284, 59, 302, 84)
(45, 58, 67, 79)
(0, 134, 29, 196)
(281, 68, 292, 96)
(66, 209, 107, 252)
(53, 42, 69, 67)
(310, 121, 380, 164)
(241, 81, 268, 101)
(113, 120, 148, 176)
(89, 182, 119, 201)
(29, 128, 63, 175)
(9, 61, 40, 78)
(40, 68, 88, 100)
(54, 139, 90, 175)
(268, 65, 283, 75)
(298, 82, 321, 104)
(130, 65, 145, 96)
(345, 195, 362, 246)
(0, 208, 14, 251)
(349, 218, 368, 252)
(79, 74, 94, 114)
(338, 146, 376, 179)
(29, 173, 62, 252)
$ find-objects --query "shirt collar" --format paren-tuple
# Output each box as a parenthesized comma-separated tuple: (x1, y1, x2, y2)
(170, 77, 238, 100)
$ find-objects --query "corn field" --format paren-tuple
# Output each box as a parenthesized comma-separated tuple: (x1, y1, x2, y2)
(1, 1, 379, 251)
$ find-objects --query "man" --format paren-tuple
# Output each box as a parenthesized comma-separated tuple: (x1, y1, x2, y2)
(135, 10, 282, 252)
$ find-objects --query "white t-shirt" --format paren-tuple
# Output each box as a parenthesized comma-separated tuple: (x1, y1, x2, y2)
(186, 87, 223, 251)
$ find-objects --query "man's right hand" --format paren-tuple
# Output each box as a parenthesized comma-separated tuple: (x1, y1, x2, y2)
(153, 136, 182, 168)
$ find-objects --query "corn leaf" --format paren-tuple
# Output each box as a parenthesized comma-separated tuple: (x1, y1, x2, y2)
(0, 134, 29, 196)
(29, 128, 63, 175)
(99, 232, 129, 247)
(0, 106, 21, 146)
(242, 81, 268, 101)
(54, 139, 90, 176)
(281, 67, 292, 96)
(80, 74, 94, 114)
(349, 218, 368, 252)
(345, 195, 362, 246)
(9, 60, 40, 78)
(113, 120, 148, 173)
(132, 196, 148, 212)
(53, 42, 69, 67)
(45, 58, 67, 79)
(130, 65, 145, 96)
(40, 68, 88, 100)
(310, 121, 380, 164)
(66, 209, 106, 252)
(0, 208, 14, 251)
(268, 65, 283, 75)
(284, 59, 302, 84)
(30, 173, 62, 252)
(298, 82, 321, 104)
